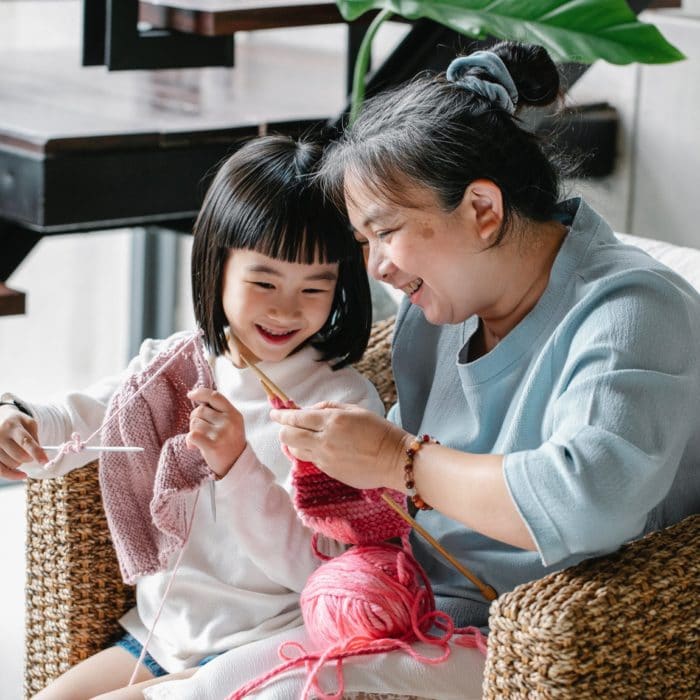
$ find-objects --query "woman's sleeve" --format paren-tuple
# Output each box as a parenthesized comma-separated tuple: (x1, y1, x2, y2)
(504, 273, 700, 566)
(20, 335, 180, 478)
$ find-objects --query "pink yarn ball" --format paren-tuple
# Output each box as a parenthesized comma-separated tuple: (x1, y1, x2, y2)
(300, 544, 435, 649)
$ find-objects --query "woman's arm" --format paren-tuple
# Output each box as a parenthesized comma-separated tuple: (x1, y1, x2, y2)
(271, 404, 536, 551)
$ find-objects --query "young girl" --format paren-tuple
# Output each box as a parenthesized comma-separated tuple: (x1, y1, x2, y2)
(0, 135, 383, 699)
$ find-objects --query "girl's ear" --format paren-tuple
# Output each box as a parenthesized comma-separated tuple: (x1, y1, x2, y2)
(461, 179, 504, 242)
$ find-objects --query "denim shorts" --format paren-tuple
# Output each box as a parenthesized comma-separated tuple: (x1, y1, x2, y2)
(116, 632, 222, 678)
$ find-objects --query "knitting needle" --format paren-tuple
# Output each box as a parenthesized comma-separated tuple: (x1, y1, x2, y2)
(42, 445, 144, 453)
(238, 354, 290, 403)
(225, 330, 290, 402)
(381, 492, 498, 602)
(229, 338, 497, 600)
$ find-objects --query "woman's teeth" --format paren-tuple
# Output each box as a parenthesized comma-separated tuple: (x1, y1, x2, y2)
(402, 279, 423, 296)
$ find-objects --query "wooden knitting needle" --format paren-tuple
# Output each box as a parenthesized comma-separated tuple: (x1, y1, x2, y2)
(227, 335, 496, 601)
(224, 330, 290, 402)
(381, 492, 498, 602)
(238, 354, 290, 403)
(231, 339, 497, 601)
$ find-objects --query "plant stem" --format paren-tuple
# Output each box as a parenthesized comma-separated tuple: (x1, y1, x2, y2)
(349, 9, 393, 126)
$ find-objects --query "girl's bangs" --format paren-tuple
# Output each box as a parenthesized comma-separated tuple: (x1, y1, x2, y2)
(240, 208, 354, 265)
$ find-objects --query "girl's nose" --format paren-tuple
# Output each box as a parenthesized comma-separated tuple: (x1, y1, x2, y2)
(269, 296, 301, 320)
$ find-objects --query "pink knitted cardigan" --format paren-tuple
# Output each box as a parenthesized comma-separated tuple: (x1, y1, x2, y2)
(99, 333, 216, 584)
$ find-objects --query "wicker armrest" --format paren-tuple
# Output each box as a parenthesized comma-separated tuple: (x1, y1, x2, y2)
(484, 514, 700, 699)
(353, 316, 396, 412)
(24, 464, 134, 697)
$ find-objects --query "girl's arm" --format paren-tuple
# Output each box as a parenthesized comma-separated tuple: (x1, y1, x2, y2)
(1, 333, 191, 479)
(214, 444, 342, 591)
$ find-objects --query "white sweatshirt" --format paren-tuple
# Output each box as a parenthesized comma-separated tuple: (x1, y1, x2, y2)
(20, 333, 384, 672)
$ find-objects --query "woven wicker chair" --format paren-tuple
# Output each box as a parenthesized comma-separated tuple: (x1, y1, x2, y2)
(25, 317, 700, 699)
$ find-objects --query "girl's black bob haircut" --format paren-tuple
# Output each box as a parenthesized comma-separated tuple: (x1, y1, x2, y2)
(192, 134, 371, 369)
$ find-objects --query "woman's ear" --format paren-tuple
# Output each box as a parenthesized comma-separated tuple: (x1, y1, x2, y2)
(461, 179, 504, 241)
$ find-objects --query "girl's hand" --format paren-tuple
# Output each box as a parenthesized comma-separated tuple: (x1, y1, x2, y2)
(186, 388, 246, 479)
(270, 402, 410, 492)
(0, 405, 47, 480)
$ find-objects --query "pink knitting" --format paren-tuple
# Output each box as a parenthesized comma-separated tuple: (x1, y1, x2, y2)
(270, 397, 411, 546)
(99, 333, 216, 584)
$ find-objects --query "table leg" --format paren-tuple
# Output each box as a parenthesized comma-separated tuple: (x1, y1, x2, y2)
(0, 220, 42, 282)
(0, 220, 42, 316)
(128, 226, 181, 355)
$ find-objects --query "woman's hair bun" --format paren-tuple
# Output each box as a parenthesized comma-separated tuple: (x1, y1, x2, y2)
(491, 41, 560, 107)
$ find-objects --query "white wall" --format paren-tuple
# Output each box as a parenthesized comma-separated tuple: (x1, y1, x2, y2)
(567, 9, 700, 245)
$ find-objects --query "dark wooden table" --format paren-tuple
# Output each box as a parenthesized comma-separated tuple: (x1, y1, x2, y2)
(139, 0, 345, 36)
(0, 39, 345, 320)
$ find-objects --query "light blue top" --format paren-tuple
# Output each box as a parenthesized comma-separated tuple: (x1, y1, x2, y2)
(389, 198, 700, 627)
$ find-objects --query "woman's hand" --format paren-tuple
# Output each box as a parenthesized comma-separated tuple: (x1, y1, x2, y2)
(186, 388, 246, 479)
(0, 405, 46, 480)
(270, 402, 410, 492)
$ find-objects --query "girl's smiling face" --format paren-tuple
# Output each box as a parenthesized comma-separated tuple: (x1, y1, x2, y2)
(222, 249, 338, 364)
(345, 176, 503, 326)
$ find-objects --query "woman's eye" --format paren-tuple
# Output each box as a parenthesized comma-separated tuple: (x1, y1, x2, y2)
(377, 230, 394, 240)
(302, 288, 329, 295)
(253, 281, 275, 290)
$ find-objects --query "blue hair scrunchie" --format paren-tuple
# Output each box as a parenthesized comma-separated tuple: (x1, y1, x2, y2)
(446, 51, 518, 115)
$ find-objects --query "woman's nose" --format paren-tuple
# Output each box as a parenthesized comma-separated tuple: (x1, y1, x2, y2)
(367, 245, 395, 281)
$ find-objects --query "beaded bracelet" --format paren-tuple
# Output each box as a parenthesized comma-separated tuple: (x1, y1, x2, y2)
(403, 433, 439, 511)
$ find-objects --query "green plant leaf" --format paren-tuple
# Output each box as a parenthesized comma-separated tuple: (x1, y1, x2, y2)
(336, 0, 685, 64)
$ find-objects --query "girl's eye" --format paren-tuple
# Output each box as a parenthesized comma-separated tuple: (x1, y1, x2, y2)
(253, 281, 275, 290)
(303, 288, 329, 295)
(377, 230, 395, 240)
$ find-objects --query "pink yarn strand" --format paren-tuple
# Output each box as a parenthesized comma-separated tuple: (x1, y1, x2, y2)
(127, 489, 201, 686)
(45, 432, 86, 466)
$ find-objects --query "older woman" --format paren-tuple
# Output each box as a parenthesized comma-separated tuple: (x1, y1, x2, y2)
(273, 40, 700, 629)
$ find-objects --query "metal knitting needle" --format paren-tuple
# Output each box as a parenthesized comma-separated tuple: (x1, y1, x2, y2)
(381, 492, 498, 602)
(42, 445, 145, 453)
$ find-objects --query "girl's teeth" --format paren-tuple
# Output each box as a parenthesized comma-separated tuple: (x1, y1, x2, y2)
(260, 325, 295, 336)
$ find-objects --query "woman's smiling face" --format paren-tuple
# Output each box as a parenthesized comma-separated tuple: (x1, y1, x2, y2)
(345, 176, 502, 326)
